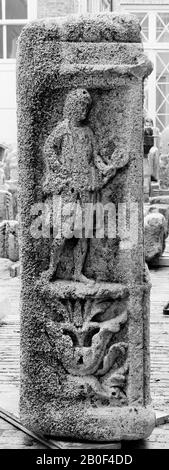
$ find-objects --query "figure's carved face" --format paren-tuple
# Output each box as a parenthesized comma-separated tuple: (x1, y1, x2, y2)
(63, 88, 92, 124)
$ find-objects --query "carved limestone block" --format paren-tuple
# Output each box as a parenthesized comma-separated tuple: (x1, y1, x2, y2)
(37, 281, 129, 403)
(17, 13, 155, 440)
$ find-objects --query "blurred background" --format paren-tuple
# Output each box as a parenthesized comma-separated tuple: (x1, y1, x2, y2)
(0, 2, 169, 448)
(0, 0, 169, 150)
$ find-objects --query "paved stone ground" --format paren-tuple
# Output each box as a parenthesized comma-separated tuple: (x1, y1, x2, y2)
(150, 267, 169, 412)
(0, 257, 169, 448)
(0, 259, 20, 416)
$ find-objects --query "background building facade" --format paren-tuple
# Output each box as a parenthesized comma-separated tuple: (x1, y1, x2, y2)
(0, 0, 37, 144)
(121, 1, 169, 133)
(0, 0, 169, 145)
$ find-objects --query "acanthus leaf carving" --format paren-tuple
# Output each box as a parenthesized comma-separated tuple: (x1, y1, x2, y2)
(45, 293, 128, 401)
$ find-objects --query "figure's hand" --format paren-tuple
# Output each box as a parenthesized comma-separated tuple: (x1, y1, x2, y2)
(103, 165, 116, 177)
(101, 167, 116, 187)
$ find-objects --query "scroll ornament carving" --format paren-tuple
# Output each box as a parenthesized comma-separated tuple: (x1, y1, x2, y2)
(45, 296, 128, 400)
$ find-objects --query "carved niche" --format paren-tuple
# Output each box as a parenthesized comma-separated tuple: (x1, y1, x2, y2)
(41, 87, 132, 283)
(39, 87, 130, 403)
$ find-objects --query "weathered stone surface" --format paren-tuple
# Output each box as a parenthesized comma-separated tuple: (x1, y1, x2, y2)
(37, 281, 129, 401)
(145, 203, 169, 232)
(159, 126, 169, 189)
(0, 221, 6, 257)
(5, 220, 19, 262)
(160, 125, 169, 156)
(25, 13, 142, 43)
(159, 155, 169, 190)
(143, 157, 151, 202)
(0, 220, 19, 261)
(150, 195, 169, 205)
(2, 148, 18, 219)
(148, 146, 159, 182)
(0, 190, 13, 222)
(144, 212, 167, 263)
(17, 13, 154, 441)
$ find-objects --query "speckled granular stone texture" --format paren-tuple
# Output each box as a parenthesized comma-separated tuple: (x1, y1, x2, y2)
(24, 12, 142, 43)
(17, 13, 155, 441)
(159, 155, 169, 190)
(144, 211, 167, 264)
(0, 220, 19, 261)
(145, 203, 169, 231)
(5, 220, 19, 262)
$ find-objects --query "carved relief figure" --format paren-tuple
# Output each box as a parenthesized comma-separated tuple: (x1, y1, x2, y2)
(42, 88, 130, 283)
(40, 89, 130, 401)
(42, 88, 118, 283)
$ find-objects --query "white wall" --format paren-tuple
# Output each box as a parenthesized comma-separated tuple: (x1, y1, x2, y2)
(0, 62, 16, 145)
(0, 0, 37, 147)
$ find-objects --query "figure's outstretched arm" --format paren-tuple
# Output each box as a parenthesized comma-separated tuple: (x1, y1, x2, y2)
(91, 131, 117, 184)
(93, 139, 130, 187)
(93, 150, 117, 186)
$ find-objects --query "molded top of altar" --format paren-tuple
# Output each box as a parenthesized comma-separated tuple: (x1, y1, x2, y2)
(21, 12, 142, 44)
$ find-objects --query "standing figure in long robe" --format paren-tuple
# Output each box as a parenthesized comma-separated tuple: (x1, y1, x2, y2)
(42, 88, 117, 283)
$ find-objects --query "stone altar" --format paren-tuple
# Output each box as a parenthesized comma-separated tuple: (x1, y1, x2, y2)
(144, 209, 167, 264)
(17, 12, 155, 441)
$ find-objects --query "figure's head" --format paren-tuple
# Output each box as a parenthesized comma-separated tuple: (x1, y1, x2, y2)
(63, 88, 92, 124)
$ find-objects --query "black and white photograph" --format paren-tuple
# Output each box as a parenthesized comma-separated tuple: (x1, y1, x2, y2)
(0, 0, 169, 464)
